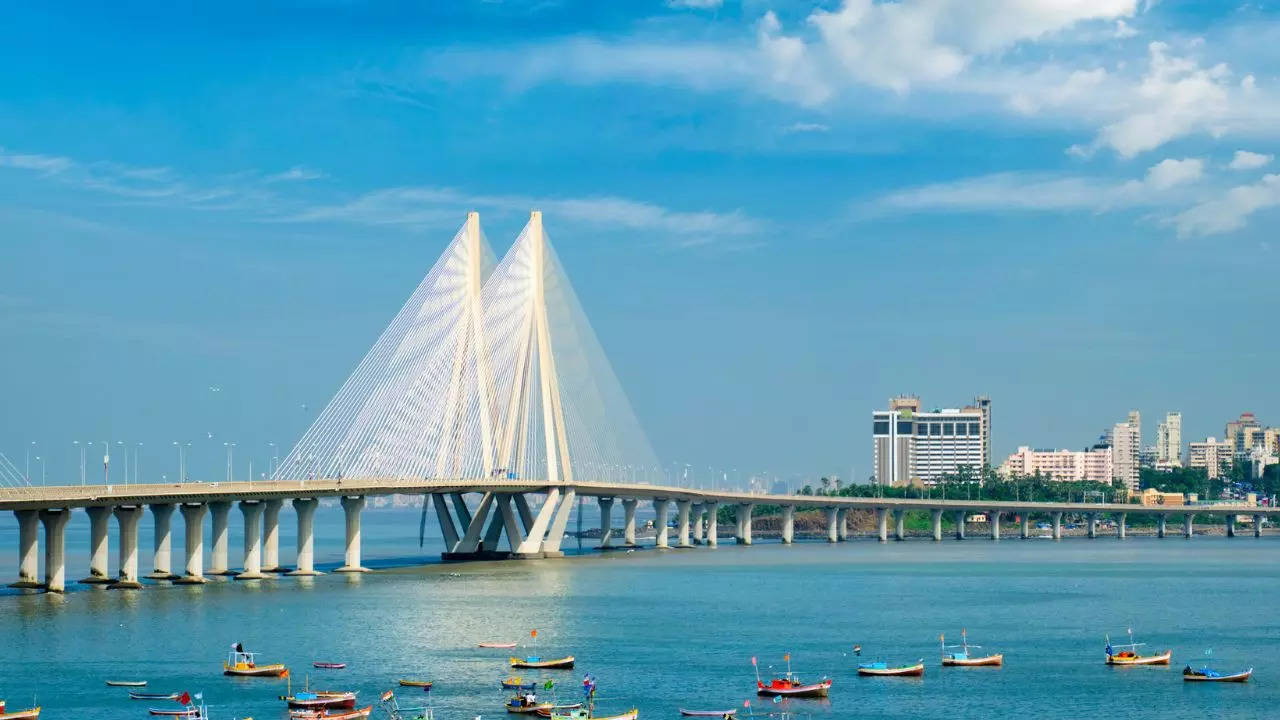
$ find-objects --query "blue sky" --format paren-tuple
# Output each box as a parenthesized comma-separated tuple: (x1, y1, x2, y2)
(2, 1, 1279, 486)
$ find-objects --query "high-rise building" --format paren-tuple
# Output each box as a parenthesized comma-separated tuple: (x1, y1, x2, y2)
(974, 395, 992, 469)
(1155, 411, 1182, 468)
(872, 395, 988, 485)
(1109, 410, 1141, 491)
(1225, 412, 1261, 455)
(998, 446, 1113, 483)
(1188, 437, 1234, 479)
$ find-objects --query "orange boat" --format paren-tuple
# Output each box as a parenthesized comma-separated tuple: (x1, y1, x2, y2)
(0, 708, 40, 720)
(1105, 630, 1171, 666)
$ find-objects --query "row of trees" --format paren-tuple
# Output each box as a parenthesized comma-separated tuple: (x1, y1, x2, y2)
(798, 465, 1124, 504)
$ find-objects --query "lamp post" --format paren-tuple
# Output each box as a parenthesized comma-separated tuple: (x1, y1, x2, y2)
(35, 456, 44, 485)
(74, 440, 86, 485)
(102, 441, 110, 484)
(268, 442, 277, 478)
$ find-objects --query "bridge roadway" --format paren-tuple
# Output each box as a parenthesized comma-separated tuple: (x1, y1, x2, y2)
(0, 478, 1271, 593)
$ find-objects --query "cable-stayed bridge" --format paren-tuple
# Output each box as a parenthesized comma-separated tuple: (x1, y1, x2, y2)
(1, 212, 1274, 593)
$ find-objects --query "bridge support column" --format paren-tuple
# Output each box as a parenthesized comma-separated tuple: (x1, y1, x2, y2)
(740, 504, 754, 545)
(40, 508, 70, 593)
(779, 505, 795, 544)
(1086, 513, 1097, 539)
(1226, 514, 1236, 538)
(541, 487, 576, 557)
(432, 494, 461, 552)
(825, 507, 839, 543)
(262, 499, 283, 572)
(622, 498, 638, 546)
(208, 501, 232, 575)
(446, 492, 495, 557)
(837, 508, 849, 542)
(704, 502, 718, 547)
(514, 488, 561, 558)
(1052, 512, 1062, 540)
(80, 506, 112, 584)
(10, 510, 40, 588)
(1255, 514, 1263, 538)
(336, 496, 369, 572)
(1157, 514, 1167, 538)
(235, 501, 266, 579)
(1184, 513, 1195, 538)
(691, 503, 704, 545)
(954, 511, 966, 540)
(931, 509, 943, 542)
(176, 503, 207, 583)
(287, 498, 321, 575)
(990, 511, 1001, 541)
(147, 504, 178, 580)
(894, 509, 906, 541)
(597, 497, 615, 548)
(676, 500, 692, 548)
(1020, 514, 1030, 540)
(875, 507, 888, 542)
(653, 499, 670, 549)
(109, 505, 143, 589)
(513, 494, 536, 536)
(1116, 513, 1126, 539)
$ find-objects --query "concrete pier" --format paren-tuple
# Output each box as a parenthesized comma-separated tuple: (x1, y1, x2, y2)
(837, 508, 849, 542)
(336, 496, 369, 572)
(738, 504, 754, 545)
(954, 510, 966, 540)
(704, 501, 718, 547)
(261, 499, 283, 572)
(1052, 512, 1063, 540)
(653, 498, 670, 549)
(598, 497, 615, 548)
(208, 501, 232, 575)
(622, 498, 638, 546)
(81, 506, 112, 584)
(875, 507, 888, 543)
(825, 507, 839, 543)
(1020, 514, 1030, 540)
(1116, 512, 1127, 539)
(177, 503, 207, 583)
(690, 503, 704, 545)
(288, 497, 321, 576)
(147, 504, 178, 580)
(109, 505, 143, 589)
(675, 500, 692, 548)
(990, 511, 1002, 540)
(10, 509, 40, 588)
(1086, 513, 1097, 539)
(236, 501, 267, 579)
(1157, 514, 1167, 538)
(781, 505, 795, 544)
(1255, 514, 1263, 538)
(894, 509, 906, 541)
(1184, 514, 1195, 538)
(1226, 514, 1236, 538)
(40, 508, 70, 593)
(931, 509, 943, 542)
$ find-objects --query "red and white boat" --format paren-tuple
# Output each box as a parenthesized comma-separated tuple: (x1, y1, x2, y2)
(289, 706, 373, 720)
(313, 662, 347, 670)
(286, 691, 358, 710)
(479, 642, 518, 649)
(751, 654, 831, 698)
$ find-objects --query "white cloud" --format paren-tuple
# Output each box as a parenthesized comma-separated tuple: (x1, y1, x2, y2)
(1229, 150, 1272, 170)
(1172, 174, 1280, 237)
(1114, 19, 1138, 38)
(0, 149, 74, 174)
(264, 166, 326, 183)
(1142, 157, 1203, 190)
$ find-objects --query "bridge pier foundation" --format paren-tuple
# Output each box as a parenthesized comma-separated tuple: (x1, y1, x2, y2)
(704, 502, 718, 547)
(109, 505, 143, 589)
(875, 508, 888, 543)
(825, 507, 839, 543)
(990, 511, 1001, 540)
(1052, 511, 1062, 540)
(691, 503, 704, 545)
(653, 499, 670, 549)
(235, 501, 267, 579)
(894, 509, 906, 541)
(147, 504, 178, 580)
(1255, 514, 1263, 538)
(513, 488, 560, 558)
(1086, 513, 1098, 539)
(738, 504, 754, 545)
(622, 498, 638, 546)
(676, 500, 693, 548)
(1157, 514, 1167, 538)
(176, 503, 207, 583)
(287, 498, 322, 575)
(1226, 514, 1236, 538)
(336, 496, 369, 572)
(954, 511, 966, 540)
(262, 499, 283, 572)
(540, 487, 575, 557)
(837, 508, 849, 542)
(781, 505, 795, 544)
(598, 497, 615, 548)
(931, 509, 943, 542)
(40, 508, 70, 593)
(80, 506, 112, 584)
(433, 494, 461, 552)
(1184, 513, 1195, 538)
(208, 501, 233, 575)
(1020, 513, 1030, 540)
(1116, 512, 1126, 539)
(10, 509, 40, 588)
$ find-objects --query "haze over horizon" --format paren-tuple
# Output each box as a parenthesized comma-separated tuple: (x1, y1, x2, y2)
(3, 2, 1277, 485)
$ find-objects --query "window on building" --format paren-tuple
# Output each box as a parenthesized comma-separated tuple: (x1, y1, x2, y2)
(930, 424, 941, 436)
(969, 423, 980, 435)
(943, 423, 954, 435)
(873, 421, 889, 434)
(897, 421, 913, 435)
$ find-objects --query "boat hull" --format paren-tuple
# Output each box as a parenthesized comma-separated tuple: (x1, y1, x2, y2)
(510, 656, 575, 669)
(858, 664, 925, 677)
(397, 680, 433, 689)
(755, 680, 831, 698)
(106, 681, 148, 687)
(290, 705, 373, 720)
(942, 654, 1003, 667)
(480, 642, 518, 649)
(313, 663, 347, 670)
(131, 693, 180, 701)
(1184, 669, 1252, 683)
(287, 696, 357, 710)
(550, 710, 636, 720)
(1106, 650, 1171, 666)
(0, 708, 40, 720)
(679, 710, 736, 717)
(224, 662, 289, 677)
(147, 709, 198, 717)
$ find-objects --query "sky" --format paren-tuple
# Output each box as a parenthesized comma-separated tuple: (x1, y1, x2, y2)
(2, 1, 1279, 487)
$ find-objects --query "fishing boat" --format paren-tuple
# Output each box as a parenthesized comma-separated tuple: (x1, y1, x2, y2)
(505, 694, 558, 715)
(510, 656, 575, 670)
(533, 704, 585, 718)
(148, 708, 200, 717)
(106, 680, 147, 687)
(396, 680, 433, 690)
(752, 654, 832, 698)
(289, 706, 373, 720)
(131, 692, 181, 701)
(0, 708, 40, 720)
(1105, 630, 1171, 666)
(313, 662, 346, 670)
(502, 677, 537, 691)
(224, 644, 289, 677)
(940, 630, 1003, 667)
(285, 691, 358, 710)
(480, 642, 518, 649)
(549, 709, 636, 720)
(1183, 666, 1252, 683)
(378, 690, 433, 720)
(677, 710, 736, 717)
(857, 661, 925, 677)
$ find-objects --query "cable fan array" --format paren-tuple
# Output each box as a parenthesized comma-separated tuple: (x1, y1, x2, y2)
(273, 212, 659, 486)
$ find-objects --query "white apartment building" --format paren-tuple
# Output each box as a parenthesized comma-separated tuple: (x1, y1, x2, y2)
(873, 395, 987, 485)
(1188, 437, 1234, 479)
(998, 446, 1114, 484)
(1155, 411, 1182, 468)
(1109, 410, 1141, 492)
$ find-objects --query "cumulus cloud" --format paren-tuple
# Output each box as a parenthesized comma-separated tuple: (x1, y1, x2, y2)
(1142, 157, 1203, 190)
(1229, 150, 1273, 170)
(1172, 174, 1280, 237)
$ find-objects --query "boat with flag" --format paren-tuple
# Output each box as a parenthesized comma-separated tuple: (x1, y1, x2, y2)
(940, 630, 1003, 667)
(1182, 650, 1252, 682)
(1105, 629, 1171, 666)
(857, 660, 925, 677)
(752, 654, 832, 698)
(511, 629, 575, 669)
(224, 643, 289, 677)
(148, 691, 201, 717)
(379, 689, 434, 720)
(547, 675, 637, 720)
(285, 691, 358, 710)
